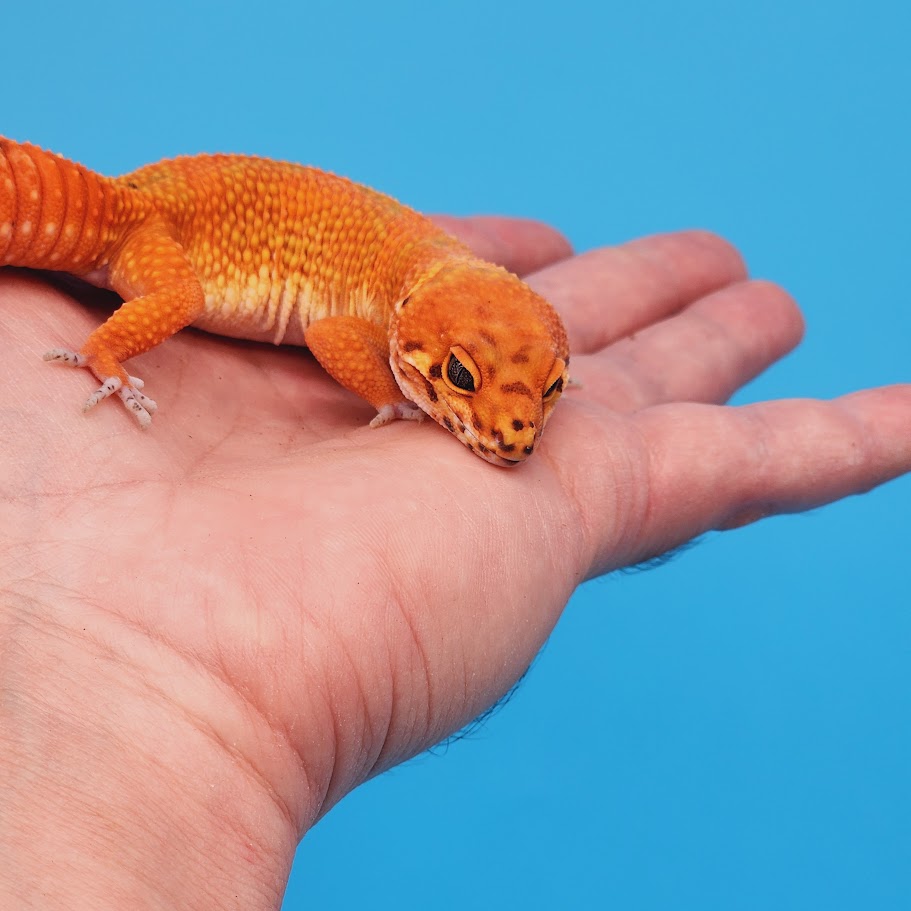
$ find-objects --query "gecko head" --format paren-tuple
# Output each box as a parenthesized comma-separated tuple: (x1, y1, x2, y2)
(389, 262, 569, 467)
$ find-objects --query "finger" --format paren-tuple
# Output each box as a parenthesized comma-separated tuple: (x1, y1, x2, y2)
(569, 386, 911, 577)
(572, 280, 804, 412)
(527, 231, 748, 355)
(644, 387, 911, 539)
(430, 215, 573, 276)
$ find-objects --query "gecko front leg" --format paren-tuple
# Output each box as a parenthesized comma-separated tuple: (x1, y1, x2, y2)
(304, 315, 424, 425)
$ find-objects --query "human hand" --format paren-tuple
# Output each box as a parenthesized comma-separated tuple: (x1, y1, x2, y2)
(1, 221, 908, 909)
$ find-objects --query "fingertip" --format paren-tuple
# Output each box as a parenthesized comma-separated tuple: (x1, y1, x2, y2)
(742, 278, 806, 354)
(631, 229, 750, 286)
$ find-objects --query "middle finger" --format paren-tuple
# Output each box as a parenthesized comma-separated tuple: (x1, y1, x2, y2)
(572, 279, 804, 412)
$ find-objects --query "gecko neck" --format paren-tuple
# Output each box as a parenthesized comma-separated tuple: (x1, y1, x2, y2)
(394, 242, 508, 316)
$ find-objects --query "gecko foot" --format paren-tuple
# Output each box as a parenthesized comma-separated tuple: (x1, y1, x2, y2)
(370, 402, 425, 427)
(82, 376, 157, 428)
(44, 349, 158, 428)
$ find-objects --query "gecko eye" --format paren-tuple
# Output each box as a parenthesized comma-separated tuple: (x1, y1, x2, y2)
(444, 347, 480, 394)
(543, 359, 567, 400)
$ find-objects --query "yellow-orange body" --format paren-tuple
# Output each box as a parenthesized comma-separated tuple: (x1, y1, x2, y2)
(0, 138, 569, 465)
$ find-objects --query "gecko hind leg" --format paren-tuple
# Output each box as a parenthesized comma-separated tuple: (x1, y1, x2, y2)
(42, 221, 205, 428)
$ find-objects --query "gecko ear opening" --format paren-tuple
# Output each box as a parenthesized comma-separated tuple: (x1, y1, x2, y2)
(444, 346, 481, 395)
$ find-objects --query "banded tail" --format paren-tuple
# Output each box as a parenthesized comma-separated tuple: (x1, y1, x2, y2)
(0, 138, 126, 273)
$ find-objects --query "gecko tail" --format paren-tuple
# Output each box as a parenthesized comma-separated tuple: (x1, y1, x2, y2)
(0, 137, 124, 272)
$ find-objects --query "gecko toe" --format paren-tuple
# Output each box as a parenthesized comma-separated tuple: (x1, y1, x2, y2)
(82, 377, 155, 426)
(83, 376, 123, 412)
(43, 347, 87, 367)
(126, 376, 157, 413)
(370, 402, 425, 427)
(118, 385, 155, 428)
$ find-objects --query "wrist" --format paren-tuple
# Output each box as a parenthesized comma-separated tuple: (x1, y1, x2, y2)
(0, 588, 311, 910)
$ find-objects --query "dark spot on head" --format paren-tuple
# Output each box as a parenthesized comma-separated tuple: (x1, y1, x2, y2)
(480, 330, 496, 345)
(422, 378, 438, 402)
(443, 417, 454, 432)
(471, 414, 483, 431)
(499, 442, 516, 453)
(126, 181, 139, 190)
(429, 363, 442, 379)
(402, 340, 423, 352)
(512, 419, 524, 431)
(501, 381, 533, 396)
(511, 350, 530, 364)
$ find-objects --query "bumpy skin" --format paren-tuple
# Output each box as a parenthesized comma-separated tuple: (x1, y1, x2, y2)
(0, 138, 569, 466)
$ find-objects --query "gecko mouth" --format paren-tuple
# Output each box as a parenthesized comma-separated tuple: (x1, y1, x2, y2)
(482, 453, 523, 467)
(448, 417, 531, 467)
(458, 422, 530, 467)
(441, 410, 536, 467)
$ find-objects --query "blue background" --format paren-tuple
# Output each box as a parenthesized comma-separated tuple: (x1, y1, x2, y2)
(5, 1, 908, 907)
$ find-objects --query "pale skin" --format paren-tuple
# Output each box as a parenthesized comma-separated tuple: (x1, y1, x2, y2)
(1, 219, 910, 909)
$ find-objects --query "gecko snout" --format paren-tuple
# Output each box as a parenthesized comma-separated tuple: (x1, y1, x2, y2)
(489, 421, 539, 460)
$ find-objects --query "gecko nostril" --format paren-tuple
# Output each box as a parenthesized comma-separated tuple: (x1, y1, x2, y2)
(523, 445, 533, 455)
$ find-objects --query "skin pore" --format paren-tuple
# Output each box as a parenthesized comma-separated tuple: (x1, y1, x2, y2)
(2, 217, 909, 909)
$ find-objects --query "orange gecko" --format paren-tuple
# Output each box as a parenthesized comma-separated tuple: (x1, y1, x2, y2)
(0, 138, 569, 466)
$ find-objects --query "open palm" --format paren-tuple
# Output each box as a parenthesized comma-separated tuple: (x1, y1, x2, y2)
(2, 219, 909, 909)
